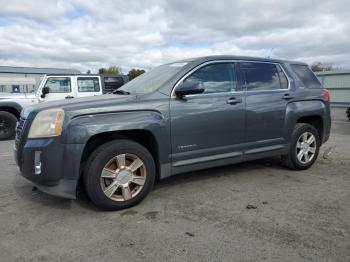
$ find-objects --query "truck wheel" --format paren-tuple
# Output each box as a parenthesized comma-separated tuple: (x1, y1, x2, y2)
(346, 107, 350, 121)
(282, 123, 320, 170)
(0, 111, 17, 140)
(83, 139, 156, 211)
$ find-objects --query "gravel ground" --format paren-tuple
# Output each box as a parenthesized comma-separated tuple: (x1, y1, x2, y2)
(0, 108, 349, 262)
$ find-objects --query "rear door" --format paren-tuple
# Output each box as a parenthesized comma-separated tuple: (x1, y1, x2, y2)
(76, 76, 102, 98)
(239, 61, 291, 154)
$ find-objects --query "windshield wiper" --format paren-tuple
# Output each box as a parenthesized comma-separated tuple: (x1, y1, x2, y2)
(113, 89, 130, 95)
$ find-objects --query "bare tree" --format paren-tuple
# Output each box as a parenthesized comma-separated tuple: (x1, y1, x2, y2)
(311, 62, 333, 72)
(98, 66, 122, 74)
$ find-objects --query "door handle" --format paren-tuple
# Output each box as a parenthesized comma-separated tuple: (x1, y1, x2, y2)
(65, 96, 74, 99)
(282, 93, 294, 100)
(226, 97, 242, 105)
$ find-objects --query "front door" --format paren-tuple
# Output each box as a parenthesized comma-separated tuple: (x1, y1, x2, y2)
(40, 76, 75, 102)
(170, 62, 246, 173)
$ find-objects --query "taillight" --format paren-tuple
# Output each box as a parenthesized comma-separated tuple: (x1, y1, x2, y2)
(323, 88, 330, 102)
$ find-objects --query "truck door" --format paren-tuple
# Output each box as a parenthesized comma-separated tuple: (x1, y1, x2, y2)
(76, 76, 102, 98)
(39, 76, 76, 102)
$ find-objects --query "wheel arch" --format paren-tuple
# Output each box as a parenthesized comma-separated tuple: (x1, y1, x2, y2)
(0, 104, 22, 119)
(285, 100, 330, 144)
(79, 129, 161, 181)
(296, 115, 323, 140)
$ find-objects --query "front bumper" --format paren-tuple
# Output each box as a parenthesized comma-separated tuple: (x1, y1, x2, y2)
(14, 137, 85, 199)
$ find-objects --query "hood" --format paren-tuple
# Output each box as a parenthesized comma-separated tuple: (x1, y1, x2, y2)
(24, 94, 139, 119)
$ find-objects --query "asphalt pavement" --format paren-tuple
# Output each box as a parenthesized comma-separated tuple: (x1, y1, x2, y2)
(0, 108, 349, 262)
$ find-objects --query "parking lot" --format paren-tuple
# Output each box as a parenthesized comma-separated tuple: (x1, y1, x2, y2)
(0, 108, 348, 262)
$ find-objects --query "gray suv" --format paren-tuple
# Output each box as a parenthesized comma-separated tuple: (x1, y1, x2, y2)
(14, 55, 331, 210)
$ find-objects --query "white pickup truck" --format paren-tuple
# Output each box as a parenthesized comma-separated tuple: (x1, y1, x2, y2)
(0, 74, 128, 139)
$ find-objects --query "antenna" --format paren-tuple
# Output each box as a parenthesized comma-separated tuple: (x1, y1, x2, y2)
(267, 48, 274, 58)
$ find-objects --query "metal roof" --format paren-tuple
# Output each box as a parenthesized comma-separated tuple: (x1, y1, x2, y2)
(0, 66, 81, 75)
(315, 70, 350, 76)
(0, 77, 36, 85)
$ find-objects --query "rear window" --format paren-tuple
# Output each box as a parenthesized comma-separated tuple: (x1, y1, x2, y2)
(290, 64, 321, 88)
(77, 77, 100, 92)
(103, 77, 125, 93)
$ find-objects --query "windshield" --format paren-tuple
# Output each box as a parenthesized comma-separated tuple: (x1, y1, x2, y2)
(119, 62, 187, 94)
(33, 75, 45, 93)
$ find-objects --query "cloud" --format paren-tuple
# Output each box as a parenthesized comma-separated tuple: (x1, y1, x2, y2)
(0, 0, 349, 73)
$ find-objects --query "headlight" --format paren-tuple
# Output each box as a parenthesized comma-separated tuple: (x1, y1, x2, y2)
(28, 109, 65, 138)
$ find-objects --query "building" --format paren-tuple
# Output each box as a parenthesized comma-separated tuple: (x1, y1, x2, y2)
(0, 66, 81, 93)
(316, 70, 350, 106)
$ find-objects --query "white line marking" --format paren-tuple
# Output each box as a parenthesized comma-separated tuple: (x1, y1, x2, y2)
(0, 154, 12, 157)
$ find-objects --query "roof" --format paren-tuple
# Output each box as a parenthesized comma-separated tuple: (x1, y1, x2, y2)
(315, 70, 350, 76)
(173, 55, 307, 65)
(0, 66, 81, 75)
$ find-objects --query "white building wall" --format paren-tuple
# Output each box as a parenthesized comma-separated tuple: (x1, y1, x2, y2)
(0, 73, 42, 93)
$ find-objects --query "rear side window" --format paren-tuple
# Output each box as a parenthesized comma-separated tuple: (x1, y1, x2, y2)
(103, 77, 125, 92)
(290, 64, 321, 88)
(240, 62, 288, 91)
(77, 77, 100, 92)
(184, 63, 239, 94)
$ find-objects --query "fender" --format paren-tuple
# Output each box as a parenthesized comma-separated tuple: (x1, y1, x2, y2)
(284, 100, 331, 142)
(0, 101, 23, 117)
(62, 110, 171, 168)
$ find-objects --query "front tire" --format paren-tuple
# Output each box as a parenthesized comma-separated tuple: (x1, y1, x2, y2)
(282, 123, 320, 170)
(0, 111, 17, 140)
(84, 139, 156, 211)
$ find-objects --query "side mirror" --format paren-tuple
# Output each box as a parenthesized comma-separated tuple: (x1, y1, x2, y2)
(175, 81, 204, 98)
(41, 87, 50, 98)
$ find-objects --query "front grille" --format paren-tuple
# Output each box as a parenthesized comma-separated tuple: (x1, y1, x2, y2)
(15, 118, 28, 168)
(15, 118, 26, 150)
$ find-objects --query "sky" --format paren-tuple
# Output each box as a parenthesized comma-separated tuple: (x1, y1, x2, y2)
(0, 0, 349, 73)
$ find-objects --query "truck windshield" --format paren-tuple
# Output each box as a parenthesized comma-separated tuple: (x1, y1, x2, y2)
(33, 75, 45, 93)
(118, 62, 187, 94)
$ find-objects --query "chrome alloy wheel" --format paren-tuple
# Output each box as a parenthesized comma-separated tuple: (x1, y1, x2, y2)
(296, 132, 317, 164)
(100, 154, 146, 201)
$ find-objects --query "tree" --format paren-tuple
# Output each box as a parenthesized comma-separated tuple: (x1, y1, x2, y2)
(311, 62, 333, 72)
(127, 68, 146, 80)
(98, 66, 122, 74)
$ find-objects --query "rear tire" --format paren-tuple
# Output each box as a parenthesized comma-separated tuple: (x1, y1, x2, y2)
(0, 111, 17, 140)
(83, 139, 156, 211)
(282, 123, 320, 170)
(346, 107, 350, 121)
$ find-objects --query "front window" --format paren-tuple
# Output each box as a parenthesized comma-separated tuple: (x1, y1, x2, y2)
(44, 77, 71, 93)
(119, 63, 187, 94)
(184, 63, 238, 94)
